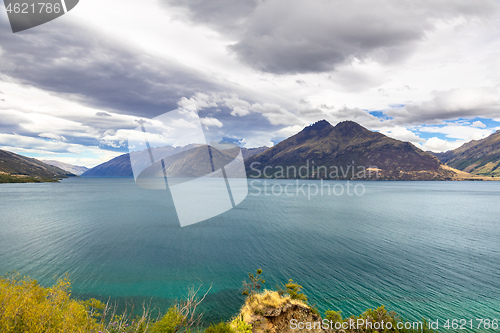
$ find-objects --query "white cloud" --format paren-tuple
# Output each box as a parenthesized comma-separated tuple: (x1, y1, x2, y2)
(0, 133, 123, 167)
(200, 117, 223, 128)
(224, 95, 251, 117)
(472, 120, 487, 128)
(274, 125, 306, 139)
(251, 103, 301, 126)
(178, 93, 218, 111)
(39, 133, 68, 142)
(418, 137, 466, 153)
(417, 124, 494, 141)
(378, 126, 425, 143)
(241, 134, 275, 148)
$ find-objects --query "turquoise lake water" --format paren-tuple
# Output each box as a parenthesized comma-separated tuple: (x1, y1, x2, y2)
(1, 178, 499, 327)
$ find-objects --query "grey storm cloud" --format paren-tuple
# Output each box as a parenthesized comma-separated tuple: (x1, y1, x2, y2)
(163, 0, 500, 74)
(95, 112, 112, 117)
(162, 0, 257, 34)
(0, 19, 222, 118)
(387, 87, 500, 125)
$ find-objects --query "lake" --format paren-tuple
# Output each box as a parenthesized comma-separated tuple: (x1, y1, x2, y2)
(1, 178, 499, 326)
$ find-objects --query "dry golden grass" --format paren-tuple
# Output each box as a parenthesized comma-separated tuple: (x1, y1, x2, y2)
(238, 290, 306, 321)
(440, 165, 500, 181)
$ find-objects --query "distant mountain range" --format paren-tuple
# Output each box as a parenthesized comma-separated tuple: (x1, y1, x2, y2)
(6, 119, 498, 183)
(246, 120, 458, 180)
(43, 160, 89, 176)
(81, 146, 268, 177)
(432, 130, 500, 177)
(0, 149, 75, 183)
(82, 120, 468, 181)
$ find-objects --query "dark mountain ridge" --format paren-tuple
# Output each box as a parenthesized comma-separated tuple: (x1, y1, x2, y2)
(246, 120, 456, 180)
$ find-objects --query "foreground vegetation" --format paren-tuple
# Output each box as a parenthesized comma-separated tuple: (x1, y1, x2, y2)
(0, 271, 437, 332)
(0, 173, 59, 183)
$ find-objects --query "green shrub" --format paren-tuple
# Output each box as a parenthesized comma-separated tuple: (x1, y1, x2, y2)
(324, 305, 436, 333)
(230, 314, 252, 333)
(149, 306, 185, 333)
(204, 322, 234, 333)
(241, 269, 265, 297)
(324, 309, 343, 324)
(277, 279, 307, 303)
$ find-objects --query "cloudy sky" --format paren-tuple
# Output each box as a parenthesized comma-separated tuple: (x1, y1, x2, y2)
(1, 0, 500, 167)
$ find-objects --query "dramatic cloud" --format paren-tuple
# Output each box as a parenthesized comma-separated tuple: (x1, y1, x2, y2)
(388, 87, 500, 124)
(0, 19, 221, 118)
(163, 0, 256, 34)
(162, 0, 499, 74)
(221, 0, 499, 74)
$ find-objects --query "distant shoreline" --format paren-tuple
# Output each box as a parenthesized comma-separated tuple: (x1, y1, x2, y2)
(67, 175, 500, 182)
(0, 173, 63, 184)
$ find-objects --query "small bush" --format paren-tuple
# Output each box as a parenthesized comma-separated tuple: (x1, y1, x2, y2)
(325, 305, 437, 333)
(277, 279, 308, 303)
(204, 322, 234, 333)
(241, 269, 265, 297)
(230, 315, 252, 333)
(149, 306, 185, 333)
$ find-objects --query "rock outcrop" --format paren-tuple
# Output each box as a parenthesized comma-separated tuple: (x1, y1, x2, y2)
(237, 291, 331, 333)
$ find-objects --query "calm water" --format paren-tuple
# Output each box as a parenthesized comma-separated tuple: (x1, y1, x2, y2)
(1, 178, 499, 326)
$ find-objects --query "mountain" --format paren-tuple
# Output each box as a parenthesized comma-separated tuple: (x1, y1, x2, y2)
(0, 149, 75, 183)
(432, 130, 500, 177)
(43, 160, 89, 176)
(136, 145, 242, 182)
(241, 147, 269, 159)
(81, 146, 202, 177)
(245, 120, 459, 180)
(82, 145, 268, 177)
(81, 153, 133, 177)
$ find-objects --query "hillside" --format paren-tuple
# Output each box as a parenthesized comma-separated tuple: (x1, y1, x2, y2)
(81, 146, 194, 177)
(245, 120, 459, 180)
(43, 160, 89, 176)
(0, 149, 74, 183)
(433, 130, 500, 177)
(81, 153, 134, 177)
